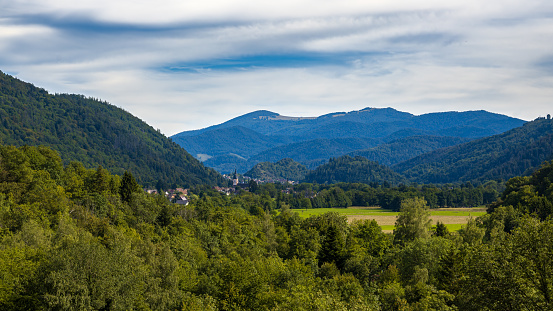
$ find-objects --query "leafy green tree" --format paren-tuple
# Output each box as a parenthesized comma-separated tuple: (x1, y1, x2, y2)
(393, 198, 432, 245)
(433, 221, 449, 237)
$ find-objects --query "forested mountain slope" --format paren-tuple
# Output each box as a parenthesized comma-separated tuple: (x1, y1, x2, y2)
(244, 158, 309, 181)
(393, 119, 553, 183)
(303, 155, 408, 185)
(171, 125, 296, 160)
(0, 71, 223, 187)
(349, 135, 471, 166)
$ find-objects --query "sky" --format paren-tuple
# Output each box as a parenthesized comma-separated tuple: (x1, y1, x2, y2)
(1, 0, 553, 136)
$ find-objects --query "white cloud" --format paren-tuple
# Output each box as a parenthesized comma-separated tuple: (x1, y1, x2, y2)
(1, 0, 553, 135)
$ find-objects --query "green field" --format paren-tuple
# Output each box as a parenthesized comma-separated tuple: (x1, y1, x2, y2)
(290, 207, 486, 232)
(291, 207, 486, 217)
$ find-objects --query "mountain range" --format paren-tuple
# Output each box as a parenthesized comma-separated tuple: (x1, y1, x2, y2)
(4, 70, 551, 187)
(172, 107, 526, 174)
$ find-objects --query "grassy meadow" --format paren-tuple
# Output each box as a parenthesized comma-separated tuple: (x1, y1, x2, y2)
(291, 206, 487, 232)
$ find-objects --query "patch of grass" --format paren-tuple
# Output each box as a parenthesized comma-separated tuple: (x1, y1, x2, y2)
(291, 207, 398, 217)
(290, 207, 485, 218)
(443, 223, 465, 232)
(288, 206, 485, 232)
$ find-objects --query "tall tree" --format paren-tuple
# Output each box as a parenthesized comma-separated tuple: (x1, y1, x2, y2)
(393, 197, 432, 245)
(119, 171, 141, 203)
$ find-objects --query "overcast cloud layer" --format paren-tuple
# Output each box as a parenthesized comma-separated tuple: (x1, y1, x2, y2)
(1, 0, 553, 135)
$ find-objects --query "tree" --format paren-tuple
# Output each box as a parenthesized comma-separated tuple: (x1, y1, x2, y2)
(434, 221, 449, 237)
(318, 224, 346, 269)
(248, 179, 258, 193)
(393, 198, 432, 245)
(119, 171, 141, 203)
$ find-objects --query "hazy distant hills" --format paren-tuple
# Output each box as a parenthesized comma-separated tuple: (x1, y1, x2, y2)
(0, 71, 223, 187)
(393, 119, 553, 184)
(241, 117, 553, 186)
(172, 107, 525, 174)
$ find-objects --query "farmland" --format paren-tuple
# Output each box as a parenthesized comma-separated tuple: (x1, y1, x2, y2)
(291, 206, 487, 232)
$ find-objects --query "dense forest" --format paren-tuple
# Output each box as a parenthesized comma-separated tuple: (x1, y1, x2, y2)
(394, 118, 553, 183)
(0, 71, 223, 187)
(348, 135, 470, 166)
(245, 158, 309, 182)
(2, 144, 552, 310)
(303, 156, 408, 186)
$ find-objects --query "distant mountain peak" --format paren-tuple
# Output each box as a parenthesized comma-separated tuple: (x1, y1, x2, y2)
(241, 110, 280, 118)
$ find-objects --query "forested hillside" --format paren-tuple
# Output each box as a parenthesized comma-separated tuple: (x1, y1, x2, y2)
(303, 155, 408, 185)
(0, 71, 223, 187)
(244, 158, 309, 181)
(394, 119, 553, 183)
(2, 144, 553, 310)
(349, 135, 470, 166)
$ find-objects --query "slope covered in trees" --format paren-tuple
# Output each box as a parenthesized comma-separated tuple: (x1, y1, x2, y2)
(2, 144, 553, 310)
(303, 155, 408, 185)
(244, 158, 309, 181)
(349, 135, 470, 166)
(394, 119, 553, 184)
(0, 71, 223, 187)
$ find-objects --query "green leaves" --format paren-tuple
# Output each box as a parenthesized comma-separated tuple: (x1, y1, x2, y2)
(393, 198, 432, 245)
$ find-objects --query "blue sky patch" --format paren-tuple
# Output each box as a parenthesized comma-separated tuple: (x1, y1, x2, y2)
(162, 52, 382, 72)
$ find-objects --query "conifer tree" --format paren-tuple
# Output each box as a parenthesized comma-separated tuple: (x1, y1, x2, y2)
(119, 171, 141, 203)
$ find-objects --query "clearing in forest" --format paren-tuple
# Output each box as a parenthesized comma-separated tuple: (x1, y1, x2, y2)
(292, 206, 486, 232)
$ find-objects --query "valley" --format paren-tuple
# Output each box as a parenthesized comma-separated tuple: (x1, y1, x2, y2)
(2, 71, 553, 310)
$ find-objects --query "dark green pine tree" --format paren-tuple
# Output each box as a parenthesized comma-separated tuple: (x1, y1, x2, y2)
(119, 171, 141, 203)
(434, 221, 450, 237)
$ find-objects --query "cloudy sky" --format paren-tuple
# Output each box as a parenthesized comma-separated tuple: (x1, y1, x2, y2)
(1, 0, 553, 135)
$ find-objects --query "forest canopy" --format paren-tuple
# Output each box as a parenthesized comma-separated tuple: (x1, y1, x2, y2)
(1, 144, 553, 310)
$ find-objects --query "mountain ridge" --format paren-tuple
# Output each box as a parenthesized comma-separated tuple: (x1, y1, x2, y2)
(393, 119, 553, 183)
(171, 106, 526, 174)
(0, 70, 224, 187)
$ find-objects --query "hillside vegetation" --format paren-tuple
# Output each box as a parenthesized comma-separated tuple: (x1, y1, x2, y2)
(2, 144, 553, 310)
(303, 155, 408, 185)
(244, 158, 309, 181)
(0, 71, 223, 187)
(394, 119, 553, 183)
(349, 135, 470, 166)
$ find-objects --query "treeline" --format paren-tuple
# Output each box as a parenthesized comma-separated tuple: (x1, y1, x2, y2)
(2, 144, 553, 310)
(244, 181, 501, 210)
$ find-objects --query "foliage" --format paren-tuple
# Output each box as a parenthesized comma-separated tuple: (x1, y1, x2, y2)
(245, 158, 309, 181)
(303, 155, 408, 185)
(0, 71, 223, 187)
(393, 198, 432, 245)
(395, 119, 553, 184)
(1, 143, 553, 310)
